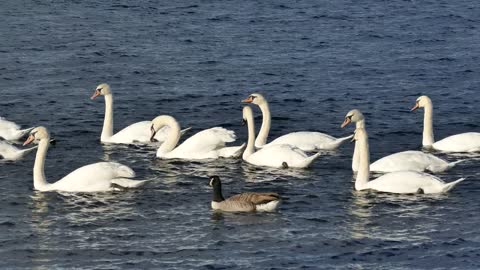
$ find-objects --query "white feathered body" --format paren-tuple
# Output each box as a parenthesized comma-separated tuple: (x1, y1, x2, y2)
(40, 162, 145, 192)
(102, 121, 173, 144)
(370, 150, 453, 173)
(432, 132, 480, 152)
(0, 141, 37, 160)
(364, 171, 465, 194)
(244, 144, 320, 168)
(265, 131, 352, 151)
(157, 127, 243, 159)
(0, 117, 32, 141)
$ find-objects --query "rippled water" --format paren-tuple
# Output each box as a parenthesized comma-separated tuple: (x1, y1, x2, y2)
(1, 1, 480, 269)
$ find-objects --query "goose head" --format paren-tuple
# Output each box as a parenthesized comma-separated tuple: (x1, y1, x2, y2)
(209, 175, 221, 187)
(90, 83, 111, 100)
(411, 95, 431, 111)
(341, 109, 364, 128)
(23, 126, 50, 146)
(242, 93, 266, 105)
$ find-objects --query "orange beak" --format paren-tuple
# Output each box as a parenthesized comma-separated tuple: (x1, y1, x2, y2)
(23, 134, 35, 146)
(341, 117, 351, 128)
(242, 96, 253, 103)
(90, 90, 101, 100)
(411, 102, 419, 111)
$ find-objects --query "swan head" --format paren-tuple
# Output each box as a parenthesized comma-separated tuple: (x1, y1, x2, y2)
(341, 109, 364, 128)
(411, 95, 432, 111)
(90, 83, 111, 100)
(150, 115, 176, 142)
(209, 175, 221, 187)
(242, 93, 266, 105)
(23, 126, 50, 146)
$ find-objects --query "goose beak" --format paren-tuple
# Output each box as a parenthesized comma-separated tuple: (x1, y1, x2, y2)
(411, 102, 419, 111)
(23, 134, 35, 146)
(90, 90, 101, 100)
(341, 117, 351, 128)
(242, 96, 253, 103)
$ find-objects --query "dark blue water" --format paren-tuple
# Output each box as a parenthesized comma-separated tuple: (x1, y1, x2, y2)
(1, 1, 480, 269)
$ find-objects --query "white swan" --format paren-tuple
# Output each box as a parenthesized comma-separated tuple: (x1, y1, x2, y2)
(412, 95, 480, 152)
(242, 106, 320, 168)
(0, 140, 37, 161)
(242, 93, 352, 151)
(353, 127, 465, 194)
(91, 83, 190, 144)
(150, 115, 245, 160)
(0, 117, 34, 141)
(23, 127, 147, 192)
(341, 109, 462, 173)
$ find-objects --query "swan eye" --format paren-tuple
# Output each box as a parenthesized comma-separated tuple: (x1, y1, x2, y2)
(347, 115, 353, 120)
(250, 95, 256, 100)
(97, 88, 102, 92)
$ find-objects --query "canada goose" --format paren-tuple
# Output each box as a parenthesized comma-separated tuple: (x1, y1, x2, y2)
(208, 176, 280, 212)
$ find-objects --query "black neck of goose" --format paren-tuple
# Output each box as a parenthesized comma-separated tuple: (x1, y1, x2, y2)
(212, 183, 225, 202)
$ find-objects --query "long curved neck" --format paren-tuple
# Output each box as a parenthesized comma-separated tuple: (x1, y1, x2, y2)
(33, 139, 51, 191)
(101, 94, 114, 141)
(212, 184, 225, 202)
(422, 102, 434, 146)
(157, 117, 181, 154)
(255, 101, 271, 147)
(243, 114, 256, 159)
(352, 120, 365, 172)
(355, 135, 370, 191)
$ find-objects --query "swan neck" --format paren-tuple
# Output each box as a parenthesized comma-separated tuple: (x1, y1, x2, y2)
(422, 102, 434, 146)
(352, 139, 359, 172)
(355, 135, 370, 191)
(243, 113, 256, 159)
(101, 94, 114, 141)
(255, 102, 271, 147)
(356, 120, 365, 129)
(158, 117, 181, 154)
(33, 139, 50, 191)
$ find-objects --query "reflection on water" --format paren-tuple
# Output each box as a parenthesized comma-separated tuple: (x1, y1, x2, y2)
(348, 191, 447, 242)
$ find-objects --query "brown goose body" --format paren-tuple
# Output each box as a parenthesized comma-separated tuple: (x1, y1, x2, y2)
(209, 176, 280, 212)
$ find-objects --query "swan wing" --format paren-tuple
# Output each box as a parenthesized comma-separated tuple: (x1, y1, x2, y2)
(173, 127, 236, 154)
(370, 151, 447, 173)
(0, 117, 20, 130)
(52, 162, 135, 192)
(109, 121, 171, 144)
(433, 132, 480, 152)
(267, 131, 348, 151)
(366, 171, 448, 194)
(246, 144, 318, 168)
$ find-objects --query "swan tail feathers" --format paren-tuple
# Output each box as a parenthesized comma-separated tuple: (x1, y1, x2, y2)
(218, 143, 246, 158)
(210, 127, 237, 143)
(292, 152, 321, 168)
(19, 127, 35, 138)
(111, 178, 148, 188)
(442, 178, 466, 193)
(446, 159, 466, 170)
(330, 134, 354, 149)
(19, 145, 38, 156)
(180, 127, 192, 136)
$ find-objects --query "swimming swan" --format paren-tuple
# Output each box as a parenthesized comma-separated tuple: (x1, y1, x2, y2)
(342, 109, 462, 173)
(412, 95, 480, 152)
(242, 93, 352, 151)
(150, 115, 245, 160)
(353, 127, 465, 194)
(91, 83, 190, 144)
(0, 139, 37, 161)
(23, 127, 147, 192)
(242, 106, 320, 168)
